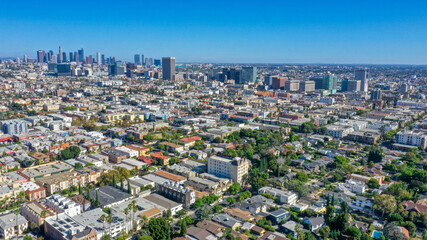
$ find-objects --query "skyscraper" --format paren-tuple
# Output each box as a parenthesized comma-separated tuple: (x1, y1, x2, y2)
(162, 57, 176, 80)
(240, 67, 257, 84)
(322, 74, 337, 91)
(78, 48, 84, 63)
(341, 78, 349, 92)
(355, 69, 368, 92)
(69, 52, 73, 62)
(134, 54, 141, 65)
(141, 54, 145, 65)
(58, 46, 63, 63)
(97, 52, 101, 65)
(62, 52, 67, 63)
(101, 54, 105, 65)
(37, 50, 46, 63)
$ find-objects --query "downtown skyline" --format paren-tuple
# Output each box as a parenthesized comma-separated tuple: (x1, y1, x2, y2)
(1, 0, 427, 64)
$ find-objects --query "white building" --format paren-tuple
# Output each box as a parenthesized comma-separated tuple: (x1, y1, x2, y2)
(208, 155, 249, 184)
(337, 179, 366, 195)
(116, 146, 139, 158)
(45, 194, 82, 217)
(258, 187, 298, 205)
(396, 130, 427, 149)
(326, 125, 354, 138)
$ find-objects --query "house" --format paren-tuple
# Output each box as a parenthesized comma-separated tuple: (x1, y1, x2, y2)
(351, 196, 374, 212)
(186, 226, 217, 240)
(280, 221, 299, 238)
(224, 208, 254, 222)
(267, 209, 290, 224)
(196, 220, 225, 238)
(303, 216, 325, 231)
(212, 213, 241, 230)
(238, 195, 274, 215)
(401, 200, 427, 214)
(150, 152, 171, 166)
(0, 212, 28, 240)
(159, 142, 185, 153)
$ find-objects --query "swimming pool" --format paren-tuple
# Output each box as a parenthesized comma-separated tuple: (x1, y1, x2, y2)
(372, 230, 383, 239)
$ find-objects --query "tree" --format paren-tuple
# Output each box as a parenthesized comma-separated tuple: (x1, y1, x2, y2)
(319, 226, 330, 240)
(107, 214, 114, 235)
(196, 205, 212, 221)
(127, 180, 132, 194)
(101, 234, 112, 240)
(120, 179, 124, 191)
(100, 215, 106, 237)
(403, 221, 416, 237)
(112, 174, 117, 188)
(368, 178, 380, 188)
(368, 148, 383, 163)
(95, 191, 100, 207)
(285, 179, 309, 197)
(179, 219, 187, 236)
(74, 162, 83, 169)
(24, 235, 32, 240)
(213, 205, 223, 213)
(228, 183, 242, 195)
(146, 217, 171, 240)
(166, 209, 172, 218)
(345, 226, 361, 239)
(295, 171, 309, 183)
(374, 194, 397, 217)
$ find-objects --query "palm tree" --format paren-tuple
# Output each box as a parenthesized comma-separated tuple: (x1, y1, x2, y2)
(107, 214, 113, 236)
(124, 207, 129, 225)
(132, 205, 138, 230)
(15, 209, 20, 240)
(100, 214, 106, 237)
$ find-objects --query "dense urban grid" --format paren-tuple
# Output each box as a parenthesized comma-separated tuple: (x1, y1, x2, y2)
(0, 47, 426, 240)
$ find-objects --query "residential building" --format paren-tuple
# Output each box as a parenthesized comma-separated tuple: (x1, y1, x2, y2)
(208, 155, 249, 184)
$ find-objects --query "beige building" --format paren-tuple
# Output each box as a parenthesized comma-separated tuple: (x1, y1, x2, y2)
(208, 155, 250, 184)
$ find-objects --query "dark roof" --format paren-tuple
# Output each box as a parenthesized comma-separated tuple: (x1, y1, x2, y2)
(90, 186, 133, 207)
(269, 209, 289, 218)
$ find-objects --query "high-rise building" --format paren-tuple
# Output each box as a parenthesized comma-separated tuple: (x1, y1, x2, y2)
(74, 52, 78, 62)
(69, 52, 73, 62)
(299, 80, 316, 92)
(371, 89, 382, 100)
(154, 59, 161, 66)
(400, 83, 409, 94)
(341, 78, 349, 92)
(348, 80, 361, 92)
(321, 74, 337, 91)
(62, 52, 67, 63)
(284, 80, 300, 91)
(109, 61, 126, 76)
(162, 57, 176, 80)
(240, 66, 257, 84)
(355, 69, 368, 92)
(37, 50, 46, 63)
(141, 54, 145, 65)
(56, 64, 72, 76)
(134, 54, 141, 65)
(94, 52, 99, 65)
(208, 155, 250, 184)
(48, 50, 54, 62)
(58, 46, 63, 63)
(271, 76, 288, 89)
(101, 54, 105, 65)
(23, 55, 28, 63)
(78, 48, 84, 63)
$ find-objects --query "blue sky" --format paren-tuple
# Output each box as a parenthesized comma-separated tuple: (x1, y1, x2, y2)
(1, 0, 426, 64)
